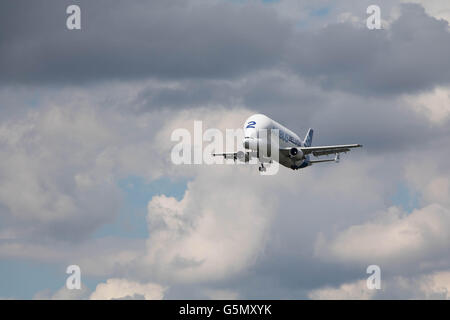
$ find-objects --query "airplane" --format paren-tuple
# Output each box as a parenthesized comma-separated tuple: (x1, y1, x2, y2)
(213, 113, 362, 172)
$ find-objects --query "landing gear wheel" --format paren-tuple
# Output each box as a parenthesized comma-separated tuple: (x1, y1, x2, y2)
(258, 164, 266, 172)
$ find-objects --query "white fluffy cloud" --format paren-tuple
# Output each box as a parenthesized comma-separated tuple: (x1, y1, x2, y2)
(405, 158, 450, 208)
(404, 86, 450, 124)
(0, 90, 177, 242)
(0, 106, 118, 240)
(309, 270, 450, 299)
(308, 280, 375, 300)
(315, 204, 450, 268)
(34, 285, 91, 300)
(403, 0, 450, 22)
(90, 278, 165, 300)
(140, 168, 277, 283)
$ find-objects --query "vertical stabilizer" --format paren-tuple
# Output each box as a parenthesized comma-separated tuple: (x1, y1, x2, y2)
(303, 128, 314, 147)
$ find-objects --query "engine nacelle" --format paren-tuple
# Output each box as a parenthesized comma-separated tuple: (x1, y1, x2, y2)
(236, 150, 251, 163)
(289, 147, 304, 160)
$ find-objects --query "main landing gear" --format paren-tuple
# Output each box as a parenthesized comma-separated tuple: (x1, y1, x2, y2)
(258, 163, 266, 172)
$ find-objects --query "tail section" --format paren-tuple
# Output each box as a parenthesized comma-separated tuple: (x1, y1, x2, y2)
(303, 128, 314, 147)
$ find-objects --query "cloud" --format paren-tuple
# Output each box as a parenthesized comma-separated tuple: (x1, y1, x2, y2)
(0, 102, 446, 299)
(0, 0, 291, 84)
(404, 0, 450, 22)
(0, 237, 144, 278)
(308, 279, 375, 300)
(34, 285, 91, 300)
(138, 165, 278, 283)
(2, 0, 450, 300)
(133, 68, 448, 156)
(203, 289, 240, 300)
(127, 107, 400, 295)
(404, 154, 450, 208)
(90, 278, 165, 300)
(0, 90, 178, 242)
(404, 86, 450, 124)
(4, 1, 450, 99)
(288, 4, 450, 95)
(315, 204, 450, 269)
(0, 89, 448, 299)
(308, 270, 450, 299)
(0, 105, 120, 241)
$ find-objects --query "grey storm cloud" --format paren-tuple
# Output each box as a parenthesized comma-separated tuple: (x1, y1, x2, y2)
(288, 4, 450, 95)
(0, 0, 291, 84)
(1, 1, 450, 97)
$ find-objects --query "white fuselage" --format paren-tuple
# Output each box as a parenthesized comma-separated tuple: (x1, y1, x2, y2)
(242, 114, 310, 169)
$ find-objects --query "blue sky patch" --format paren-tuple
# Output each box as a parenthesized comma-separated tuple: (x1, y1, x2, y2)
(0, 259, 64, 299)
(94, 176, 188, 239)
(390, 183, 420, 213)
(310, 7, 330, 17)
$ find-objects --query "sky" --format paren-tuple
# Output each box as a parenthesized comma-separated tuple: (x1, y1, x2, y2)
(1, 0, 450, 299)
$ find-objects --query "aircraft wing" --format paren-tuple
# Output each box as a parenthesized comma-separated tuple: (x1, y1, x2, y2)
(212, 152, 238, 160)
(214, 144, 362, 161)
(301, 144, 362, 157)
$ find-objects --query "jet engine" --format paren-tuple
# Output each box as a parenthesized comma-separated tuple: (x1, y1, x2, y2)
(289, 147, 304, 160)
